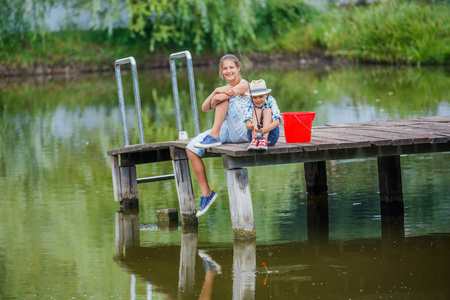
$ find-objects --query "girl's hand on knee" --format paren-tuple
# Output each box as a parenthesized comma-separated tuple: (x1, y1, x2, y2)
(215, 86, 235, 98)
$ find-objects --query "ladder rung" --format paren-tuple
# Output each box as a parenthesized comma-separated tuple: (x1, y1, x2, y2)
(137, 174, 175, 184)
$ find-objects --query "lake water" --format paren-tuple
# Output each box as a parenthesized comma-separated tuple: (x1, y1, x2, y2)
(0, 64, 449, 299)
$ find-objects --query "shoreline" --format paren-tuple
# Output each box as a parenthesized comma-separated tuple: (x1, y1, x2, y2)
(0, 51, 344, 78)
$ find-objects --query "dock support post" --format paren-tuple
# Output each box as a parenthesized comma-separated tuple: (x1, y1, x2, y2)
(225, 168, 256, 240)
(377, 155, 404, 215)
(111, 155, 139, 208)
(304, 161, 328, 195)
(171, 147, 197, 225)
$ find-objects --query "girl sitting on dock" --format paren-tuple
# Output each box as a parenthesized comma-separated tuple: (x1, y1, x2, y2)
(186, 54, 251, 217)
(245, 79, 281, 150)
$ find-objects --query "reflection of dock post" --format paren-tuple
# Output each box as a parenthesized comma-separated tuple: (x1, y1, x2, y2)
(377, 155, 404, 214)
(307, 194, 329, 242)
(111, 155, 139, 207)
(170, 147, 198, 225)
(233, 241, 256, 300)
(115, 207, 140, 257)
(225, 168, 256, 240)
(381, 213, 405, 241)
(304, 161, 329, 242)
(178, 229, 198, 295)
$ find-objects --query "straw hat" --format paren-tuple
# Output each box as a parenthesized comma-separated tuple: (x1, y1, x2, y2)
(245, 79, 272, 97)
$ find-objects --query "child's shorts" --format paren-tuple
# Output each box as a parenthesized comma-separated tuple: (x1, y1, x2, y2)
(247, 126, 280, 146)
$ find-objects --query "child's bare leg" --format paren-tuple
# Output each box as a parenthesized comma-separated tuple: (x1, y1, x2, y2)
(187, 149, 211, 196)
(262, 108, 273, 140)
(209, 100, 229, 139)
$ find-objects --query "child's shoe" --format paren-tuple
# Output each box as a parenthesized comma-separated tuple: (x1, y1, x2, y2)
(194, 134, 222, 148)
(198, 250, 222, 275)
(196, 191, 218, 217)
(257, 137, 268, 150)
(247, 138, 259, 150)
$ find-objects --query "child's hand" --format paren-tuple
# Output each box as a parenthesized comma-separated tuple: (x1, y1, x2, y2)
(216, 86, 235, 97)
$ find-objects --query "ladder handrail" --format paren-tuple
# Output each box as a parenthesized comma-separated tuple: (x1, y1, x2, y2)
(169, 51, 200, 137)
(114, 57, 145, 147)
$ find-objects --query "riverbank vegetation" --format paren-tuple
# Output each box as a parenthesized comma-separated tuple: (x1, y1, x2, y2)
(1, 0, 449, 74)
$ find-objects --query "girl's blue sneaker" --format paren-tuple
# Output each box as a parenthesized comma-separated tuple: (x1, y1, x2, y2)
(194, 135, 222, 148)
(196, 191, 218, 217)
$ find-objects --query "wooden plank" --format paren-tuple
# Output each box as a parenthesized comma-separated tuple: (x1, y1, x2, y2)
(107, 141, 175, 156)
(310, 135, 361, 150)
(313, 128, 376, 148)
(417, 116, 450, 122)
(208, 143, 249, 156)
(353, 127, 414, 145)
(320, 128, 393, 146)
(293, 142, 318, 152)
(408, 123, 450, 136)
(307, 137, 340, 150)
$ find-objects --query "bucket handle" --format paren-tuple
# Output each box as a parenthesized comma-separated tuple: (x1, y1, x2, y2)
(294, 115, 312, 132)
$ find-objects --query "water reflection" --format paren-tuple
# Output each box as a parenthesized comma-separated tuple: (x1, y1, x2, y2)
(114, 208, 449, 299)
(114, 206, 448, 299)
(115, 208, 259, 299)
(381, 213, 405, 242)
(233, 242, 256, 300)
(306, 194, 329, 243)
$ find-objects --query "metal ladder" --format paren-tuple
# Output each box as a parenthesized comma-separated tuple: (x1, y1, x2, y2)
(169, 50, 200, 137)
(114, 51, 199, 183)
(114, 56, 145, 147)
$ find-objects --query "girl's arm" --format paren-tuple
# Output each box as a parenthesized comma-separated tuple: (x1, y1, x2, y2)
(201, 90, 218, 112)
(210, 80, 250, 109)
(231, 80, 250, 96)
(201, 86, 234, 112)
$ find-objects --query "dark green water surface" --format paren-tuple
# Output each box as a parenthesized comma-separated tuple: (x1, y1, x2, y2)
(0, 64, 449, 299)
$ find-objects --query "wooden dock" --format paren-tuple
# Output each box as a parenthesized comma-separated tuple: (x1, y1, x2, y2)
(107, 116, 450, 240)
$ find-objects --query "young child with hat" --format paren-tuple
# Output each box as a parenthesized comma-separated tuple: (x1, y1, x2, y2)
(244, 79, 281, 150)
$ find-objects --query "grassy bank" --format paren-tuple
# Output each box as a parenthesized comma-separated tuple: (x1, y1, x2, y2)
(1, 1, 449, 75)
(307, 1, 450, 65)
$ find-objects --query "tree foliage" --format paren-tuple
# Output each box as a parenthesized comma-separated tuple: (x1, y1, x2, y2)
(127, 0, 257, 52)
(1, 0, 449, 67)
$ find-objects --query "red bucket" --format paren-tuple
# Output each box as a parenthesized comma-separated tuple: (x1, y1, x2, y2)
(281, 112, 316, 143)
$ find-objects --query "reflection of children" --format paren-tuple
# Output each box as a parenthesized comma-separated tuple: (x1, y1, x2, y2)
(198, 250, 221, 300)
(244, 79, 281, 150)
